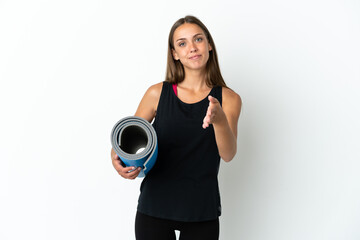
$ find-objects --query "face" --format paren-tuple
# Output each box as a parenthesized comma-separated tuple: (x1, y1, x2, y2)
(172, 23, 212, 72)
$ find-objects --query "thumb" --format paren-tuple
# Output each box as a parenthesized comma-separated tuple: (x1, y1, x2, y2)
(208, 95, 219, 104)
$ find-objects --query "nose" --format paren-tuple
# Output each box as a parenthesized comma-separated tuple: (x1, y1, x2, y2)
(189, 42, 197, 53)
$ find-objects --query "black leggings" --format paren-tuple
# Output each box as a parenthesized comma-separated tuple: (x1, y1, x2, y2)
(135, 211, 219, 240)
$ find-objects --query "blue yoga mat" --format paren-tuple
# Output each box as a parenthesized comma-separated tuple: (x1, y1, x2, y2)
(110, 116, 158, 178)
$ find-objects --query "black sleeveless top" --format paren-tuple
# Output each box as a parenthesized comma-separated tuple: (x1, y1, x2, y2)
(137, 81, 222, 222)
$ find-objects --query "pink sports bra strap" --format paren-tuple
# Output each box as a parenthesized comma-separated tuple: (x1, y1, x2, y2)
(172, 83, 178, 96)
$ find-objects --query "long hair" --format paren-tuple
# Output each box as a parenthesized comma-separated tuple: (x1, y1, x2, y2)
(165, 15, 227, 88)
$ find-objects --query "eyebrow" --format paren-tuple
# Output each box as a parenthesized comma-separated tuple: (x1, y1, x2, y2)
(175, 33, 204, 42)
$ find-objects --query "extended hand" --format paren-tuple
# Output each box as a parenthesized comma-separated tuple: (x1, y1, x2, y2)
(202, 95, 226, 129)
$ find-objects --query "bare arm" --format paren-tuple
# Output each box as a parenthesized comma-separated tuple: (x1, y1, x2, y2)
(134, 82, 163, 121)
(202, 87, 242, 162)
(111, 82, 163, 179)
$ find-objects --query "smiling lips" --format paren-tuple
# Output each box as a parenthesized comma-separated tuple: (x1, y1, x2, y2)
(189, 54, 201, 60)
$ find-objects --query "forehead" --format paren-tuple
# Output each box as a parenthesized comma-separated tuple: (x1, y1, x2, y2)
(173, 23, 205, 40)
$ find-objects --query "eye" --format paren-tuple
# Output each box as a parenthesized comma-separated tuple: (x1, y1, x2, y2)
(195, 37, 203, 42)
(179, 42, 186, 47)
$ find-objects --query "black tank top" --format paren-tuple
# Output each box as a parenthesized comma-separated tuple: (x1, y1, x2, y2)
(137, 81, 222, 222)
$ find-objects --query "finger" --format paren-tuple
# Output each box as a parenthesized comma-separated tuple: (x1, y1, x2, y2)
(204, 108, 212, 121)
(118, 166, 139, 178)
(203, 115, 207, 124)
(206, 114, 211, 123)
(119, 166, 137, 174)
(126, 167, 142, 179)
(121, 167, 141, 179)
(202, 121, 207, 129)
(207, 105, 212, 114)
(202, 116, 210, 128)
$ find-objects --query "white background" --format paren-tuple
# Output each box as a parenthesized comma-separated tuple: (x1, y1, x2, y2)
(1, 0, 359, 239)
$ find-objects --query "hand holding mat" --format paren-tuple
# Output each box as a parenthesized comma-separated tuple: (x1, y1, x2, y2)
(110, 116, 158, 178)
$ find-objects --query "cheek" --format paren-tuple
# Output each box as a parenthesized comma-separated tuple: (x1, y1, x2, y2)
(203, 48, 210, 59)
(174, 50, 184, 60)
(177, 52, 189, 63)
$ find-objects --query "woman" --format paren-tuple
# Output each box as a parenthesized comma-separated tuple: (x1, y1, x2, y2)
(111, 15, 241, 240)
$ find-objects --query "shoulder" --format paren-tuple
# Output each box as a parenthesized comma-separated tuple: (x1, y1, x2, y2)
(145, 82, 163, 99)
(142, 82, 164, 110)
(135, 82, 164, 122)
(222, 87, 242, 110)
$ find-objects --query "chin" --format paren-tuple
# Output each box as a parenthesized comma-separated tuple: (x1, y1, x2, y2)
(184, 62, 207, 71)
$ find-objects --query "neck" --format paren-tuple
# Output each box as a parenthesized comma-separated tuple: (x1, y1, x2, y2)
(180, 68, 208, 91)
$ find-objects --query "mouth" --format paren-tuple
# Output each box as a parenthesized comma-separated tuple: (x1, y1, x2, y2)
(189, 54, 201, 60)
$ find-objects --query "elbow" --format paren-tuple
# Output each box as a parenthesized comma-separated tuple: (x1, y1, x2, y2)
(222, 154, 235, 162)
(222, 157, 233, 163)
(220, 146, 237, 163)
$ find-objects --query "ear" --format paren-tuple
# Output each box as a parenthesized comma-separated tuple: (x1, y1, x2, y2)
(208, 43, 212, 51)
(172, 48, 179, 60)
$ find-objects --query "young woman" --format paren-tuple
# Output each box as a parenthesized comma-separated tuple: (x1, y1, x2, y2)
(111, 15, 241, 240)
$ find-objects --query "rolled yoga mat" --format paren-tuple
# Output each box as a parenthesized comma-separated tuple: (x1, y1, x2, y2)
(110, 116, 158, 178)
